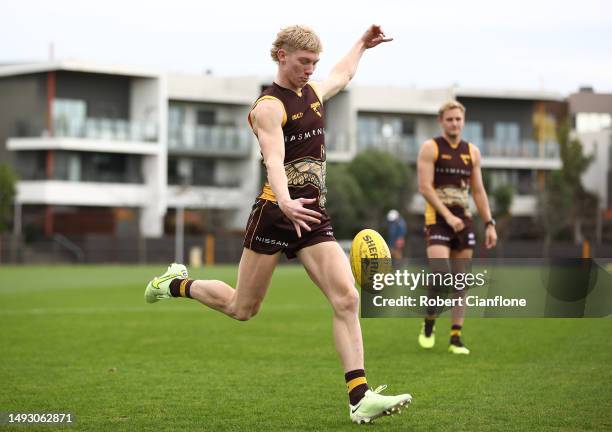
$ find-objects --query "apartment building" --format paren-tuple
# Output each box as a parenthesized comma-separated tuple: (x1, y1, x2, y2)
(569, 87, 612, 222)
(164, 73, 261, 234)
(0, 60, 567, 244)
(0, 61, 166, 239)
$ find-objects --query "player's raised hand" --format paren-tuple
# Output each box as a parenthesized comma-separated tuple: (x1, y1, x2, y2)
(279, 197, 322, 238)
(361, 25, 393, 49)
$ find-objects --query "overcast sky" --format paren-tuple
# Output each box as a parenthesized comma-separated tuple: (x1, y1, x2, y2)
(2, 0, 611, 94)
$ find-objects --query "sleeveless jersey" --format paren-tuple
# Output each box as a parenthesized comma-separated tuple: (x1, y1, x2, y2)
(248, 82, 327, 209)
(424, 136, 475, 225)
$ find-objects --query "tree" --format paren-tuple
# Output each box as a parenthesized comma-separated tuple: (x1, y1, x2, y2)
(538, 170, 572, 255)
(0, 164, 17, 262)
(493, 185, 513, 218)
(346, 149, 413, 230)
(492, 184, 513, 255)
(325, 164, 365, 238)
(555, 122, 596, 244)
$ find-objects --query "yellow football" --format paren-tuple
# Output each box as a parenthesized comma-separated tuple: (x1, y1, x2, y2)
(349, 229, 392, 287)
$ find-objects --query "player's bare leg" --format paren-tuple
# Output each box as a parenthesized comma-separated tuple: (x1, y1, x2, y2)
(447, 247, 473, 354)
(298, 241, 411, 423)
(298, 241, 363, 371)
(449, 248, 473, 327)
(418, 245, 451, 348)
(145, 248, 280, 321)
(189, 248, 280, 320)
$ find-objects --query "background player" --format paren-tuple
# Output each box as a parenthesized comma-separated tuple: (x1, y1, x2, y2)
(416, 100, 498, 354)
(387, 209, 407, 260)
(145, 25, 412, 424)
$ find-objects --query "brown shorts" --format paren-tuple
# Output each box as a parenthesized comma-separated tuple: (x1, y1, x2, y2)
(243, 199, 336, 259)
(425, 219, 475, 250)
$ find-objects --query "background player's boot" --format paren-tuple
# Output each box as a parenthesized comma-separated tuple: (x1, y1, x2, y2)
(448, 338, 470, 355)
(144, 263, 188, 303)
(418, 322, 435, 349)
(349, 385, 412, 424)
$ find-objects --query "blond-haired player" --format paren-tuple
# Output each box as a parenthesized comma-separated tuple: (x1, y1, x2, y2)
(145, 25, 412, 424)
(417, 100, 497, 354)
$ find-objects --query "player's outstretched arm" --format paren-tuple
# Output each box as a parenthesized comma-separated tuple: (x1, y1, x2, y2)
(470, 146, 497, 248)
(417, 140, 465, 232)
(315, 25, 392, 101)
(251, 100, 322, 238)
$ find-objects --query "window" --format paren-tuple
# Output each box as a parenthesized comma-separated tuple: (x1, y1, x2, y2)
(575, 113, 612, 133)
(401, 118, 415, 136)
(494, 122, 520, 143)
(169, 105, 186, 148)
(494, 122, 521, 156)
(192, 159, 215, 186)
(79, 152, 143, 183)
(463, 122, 483, 144)
(54, 152, 81, 181)
(53, 99, 86, 137)
(168, 157, 215, 186)
(16, 151, 46, 180)
(487, 168, 535, 195)
(197, 110, 215, 126)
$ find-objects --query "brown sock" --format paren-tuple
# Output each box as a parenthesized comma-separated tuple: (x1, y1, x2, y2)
(169, 278, 194, 298)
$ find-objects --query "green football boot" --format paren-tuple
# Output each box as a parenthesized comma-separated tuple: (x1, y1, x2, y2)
(418, 322, 435, 349)
(448, 343, 470, 355)
(144, 263, 188, 304)
(349, 385, 412, 424)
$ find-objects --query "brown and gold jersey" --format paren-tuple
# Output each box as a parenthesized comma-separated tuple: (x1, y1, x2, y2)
(424, 136, 476, 225)
(248, 82, 327, 209)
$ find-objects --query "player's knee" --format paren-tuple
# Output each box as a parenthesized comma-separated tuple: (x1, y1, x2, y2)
(331, 287, 359, 315)
(230, 303, 260, 322)
(231, 308, 254, 321)
(250, 301, 263, 317)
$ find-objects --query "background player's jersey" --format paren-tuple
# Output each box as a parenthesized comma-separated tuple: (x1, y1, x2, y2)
(248, 82, 327, 209)
(424, 136, 475, 225)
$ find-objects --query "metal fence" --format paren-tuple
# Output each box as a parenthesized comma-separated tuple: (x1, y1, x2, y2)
(1, 234, 611, 265)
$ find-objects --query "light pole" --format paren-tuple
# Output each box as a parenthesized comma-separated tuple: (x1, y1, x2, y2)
(175, 201, 185, 264)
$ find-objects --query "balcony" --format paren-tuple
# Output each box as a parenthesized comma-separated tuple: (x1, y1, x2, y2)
(8, 116, 160, 156)
(479, 139, 559, 159)
(53, 117, 158, 142)
(16, 180, 150, 207)
(166, 185, 248, 209)
(168, 124, 252, 157)
(328, 132, 561, 169)
(356, 134, 420, 161)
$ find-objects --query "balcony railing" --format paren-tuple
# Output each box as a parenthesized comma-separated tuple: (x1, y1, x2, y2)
(479, 139, 559, 159)
(168, 124, 251, 157)
(330, 133, 560, 162)
(356, 134, 420, 160)
(53, 117, 158, 142)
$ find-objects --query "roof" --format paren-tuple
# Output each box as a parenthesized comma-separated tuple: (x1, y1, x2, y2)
(455, 87, 564, 101)
(0, 60, 160, 79)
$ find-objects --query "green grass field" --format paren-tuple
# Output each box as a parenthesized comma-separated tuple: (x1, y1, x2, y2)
(0, 265, 611, 431)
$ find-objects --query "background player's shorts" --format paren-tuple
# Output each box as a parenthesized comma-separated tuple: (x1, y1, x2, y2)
(243, 199, 336, 259)
(424, 219, 475, 250)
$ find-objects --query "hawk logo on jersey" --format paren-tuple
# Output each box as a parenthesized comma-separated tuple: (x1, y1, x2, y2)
(310, 101, 322, 117)
(460, 154, 471, 165)
(291, 112, 304, 121)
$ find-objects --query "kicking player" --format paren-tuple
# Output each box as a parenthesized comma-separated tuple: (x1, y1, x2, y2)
(145, 25, 411, 424)
(416, 100, 498, 354)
